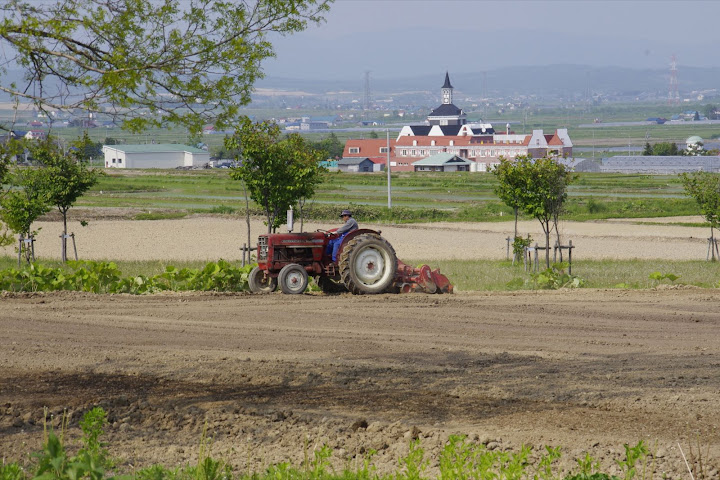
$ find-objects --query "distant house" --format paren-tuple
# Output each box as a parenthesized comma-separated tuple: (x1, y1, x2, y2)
(25, 130, 47, 140)
(338, 157, 382, 173)
(102, 144, 210, 169)
(413, 153, 472, 172)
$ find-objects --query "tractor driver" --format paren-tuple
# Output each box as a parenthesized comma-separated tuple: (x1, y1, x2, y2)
(327, 209, 358, 262)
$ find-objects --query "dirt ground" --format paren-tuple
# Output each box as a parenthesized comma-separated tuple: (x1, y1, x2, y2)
(1, 215, 719, 478)
(0, 211, 714, 262)
(1, 288, 719, 478)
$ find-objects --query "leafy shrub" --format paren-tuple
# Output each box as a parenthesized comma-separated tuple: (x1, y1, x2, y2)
(512, 235, 533, 258)
(0, 260, 252, 294)
(530, 262, 585, 290)
(586, 198, 607, 214)
(208, 205, 237, 214)
(648, 271, 680, 284)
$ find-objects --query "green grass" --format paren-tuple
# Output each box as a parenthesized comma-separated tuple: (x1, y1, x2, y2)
(82, 169, 702, 222)
(401, 258, 720, 291)
(133, 211, 188, 220)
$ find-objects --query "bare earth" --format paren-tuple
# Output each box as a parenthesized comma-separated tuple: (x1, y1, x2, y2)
(1, 216, 719, 478)
(0, 213, 713, 262)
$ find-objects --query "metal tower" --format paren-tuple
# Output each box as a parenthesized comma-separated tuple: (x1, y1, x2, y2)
(668, 55, 679, 104)
(363, 70, 372, 111)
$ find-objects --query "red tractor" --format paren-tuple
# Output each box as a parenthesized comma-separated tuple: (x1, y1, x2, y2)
(248, 228, 452, 295)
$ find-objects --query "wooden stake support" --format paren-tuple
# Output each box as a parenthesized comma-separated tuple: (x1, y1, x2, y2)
(60, 233, 78, 263)
(707, 237, 719, 261)
(240, 243, 257, 267)
(17, 234, 36, 267)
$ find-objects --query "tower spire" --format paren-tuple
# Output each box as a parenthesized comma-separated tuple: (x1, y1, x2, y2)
(442, 71, 453, 89)
(441, 72, 453, 105)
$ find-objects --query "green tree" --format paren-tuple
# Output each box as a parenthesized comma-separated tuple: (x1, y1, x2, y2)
(680, 171, 720, 261)
(0, 138, 26, 247)
(369, 130, 379, 139)
(0, 167, 51, 262)
(226, 118, 325, 233)
(515, 155, 573, 268)
(642, 142, 653, 156)
(703, 104, 718, 120)
(0, 0, 331, 134)
(652, 142, 678, 156)
(492, 155, 529, 240)
(32, 136, 101, 260)
(311, 132, 344, 159)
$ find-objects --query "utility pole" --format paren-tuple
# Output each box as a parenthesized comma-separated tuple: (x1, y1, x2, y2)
(386, 129, 392, 209)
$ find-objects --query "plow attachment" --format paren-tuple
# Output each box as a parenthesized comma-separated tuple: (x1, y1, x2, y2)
(392, 260, 454, 294)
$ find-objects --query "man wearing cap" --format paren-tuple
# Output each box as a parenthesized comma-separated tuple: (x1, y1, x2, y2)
(327, 209, 358, 262)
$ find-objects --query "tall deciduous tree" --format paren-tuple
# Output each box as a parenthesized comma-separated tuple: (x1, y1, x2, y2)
(680, 171, 720, 261)
(226, 118, 325, 233)
(0, 0, 332, 133)
(32, 135, 100, 260)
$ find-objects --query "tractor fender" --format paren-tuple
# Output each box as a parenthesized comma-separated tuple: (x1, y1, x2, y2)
(336, 228, 382, 260)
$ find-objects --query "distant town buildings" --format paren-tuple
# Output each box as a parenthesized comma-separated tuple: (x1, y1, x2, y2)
(343, 73, 573, 172)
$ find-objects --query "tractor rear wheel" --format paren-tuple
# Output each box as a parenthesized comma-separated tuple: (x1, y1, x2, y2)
(278, 263, 309, 294)
(339, 233, 397, 294)
(248, 266, 277, 294)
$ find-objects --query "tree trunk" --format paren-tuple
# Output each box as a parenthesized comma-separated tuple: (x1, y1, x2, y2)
(544, 221, 551, 269)
(61, 208, 68, 261)
(242, 181, 251, 262)
(712, 226, 716, 262)
(513, 207, 518, 239)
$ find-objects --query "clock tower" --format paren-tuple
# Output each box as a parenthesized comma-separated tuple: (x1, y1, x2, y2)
(427, 72, 466, 126)
(441, 71, 453, 105)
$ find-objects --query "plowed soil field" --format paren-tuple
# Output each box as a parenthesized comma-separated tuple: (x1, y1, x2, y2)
(1, 289, 719, 478)
(1, 216, 719, 478)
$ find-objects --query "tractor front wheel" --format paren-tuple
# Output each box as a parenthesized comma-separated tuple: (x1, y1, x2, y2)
(248, 266, 277, 294)
(339, 234, 397, 294)
(278, 263, 309, 295)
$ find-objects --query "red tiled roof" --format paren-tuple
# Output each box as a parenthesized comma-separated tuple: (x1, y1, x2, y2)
(343, 138, 393, 157)
(547, 133, 564, 146)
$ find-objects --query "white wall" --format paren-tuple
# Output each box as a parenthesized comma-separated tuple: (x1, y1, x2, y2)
(103, 146, 209, 168)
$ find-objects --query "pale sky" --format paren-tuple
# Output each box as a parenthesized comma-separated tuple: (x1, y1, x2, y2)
(264, 0, 720, 79)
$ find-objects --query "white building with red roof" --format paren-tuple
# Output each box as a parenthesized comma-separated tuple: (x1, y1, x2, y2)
(343, 73, 573, 172)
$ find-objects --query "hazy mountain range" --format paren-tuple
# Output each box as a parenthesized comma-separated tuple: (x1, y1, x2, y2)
(256, 64, 720, 100)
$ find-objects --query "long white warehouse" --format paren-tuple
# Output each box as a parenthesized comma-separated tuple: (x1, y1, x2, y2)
(102, 144, 210, 169)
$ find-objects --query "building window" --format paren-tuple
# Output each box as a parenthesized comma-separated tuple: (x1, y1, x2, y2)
(412, 140, 417, 146)
(112, 158, 116, 163)
(449, 140, 454, 146)
(379, 147, 389, 153)
(431, 140, 436, 146)
(401, 149, 407, 156)
(349, 147, 360, 154)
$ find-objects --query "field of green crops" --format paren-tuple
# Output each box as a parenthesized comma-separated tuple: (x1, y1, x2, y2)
(81, 169, 700, 224)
